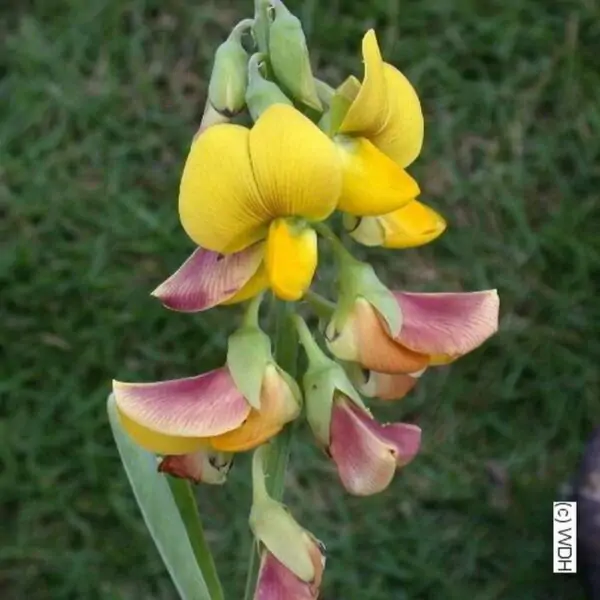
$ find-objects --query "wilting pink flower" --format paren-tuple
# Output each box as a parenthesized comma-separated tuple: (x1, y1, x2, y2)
(328, 395, 421, 495)
(152, 244, 268, 312)
(158, 449, 233, 484)
(112, 363, 299, 456)
(326, 290, 499, 373)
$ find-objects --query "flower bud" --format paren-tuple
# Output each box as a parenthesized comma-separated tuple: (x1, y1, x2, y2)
(245, 53, 293, 121)
(208, 22, 250, 116)
(250, 447, 325, 585)
(268, 0, 322, 111)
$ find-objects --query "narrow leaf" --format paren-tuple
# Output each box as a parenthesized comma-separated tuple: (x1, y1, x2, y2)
(107, 394, 212, 600)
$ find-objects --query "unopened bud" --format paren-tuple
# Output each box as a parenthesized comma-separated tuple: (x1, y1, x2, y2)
(268, 0, 322, 111)
(207, 21, 251, 115)
(245, 53, 293, 121)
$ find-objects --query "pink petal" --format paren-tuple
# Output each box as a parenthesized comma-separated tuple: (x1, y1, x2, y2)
(254, 552, 320, 600)
(152, 244, 264, 312)
(330, 398, 421, 496)
(394, 290, 499, 357)
(158, 450, 232, 484)
(113, 367, 251, 438)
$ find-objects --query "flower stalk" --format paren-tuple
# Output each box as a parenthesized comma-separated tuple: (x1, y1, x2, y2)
(243, 299, 299, 600)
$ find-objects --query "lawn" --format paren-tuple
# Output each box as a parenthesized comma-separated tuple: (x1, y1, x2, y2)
(2, 0, 600, 598)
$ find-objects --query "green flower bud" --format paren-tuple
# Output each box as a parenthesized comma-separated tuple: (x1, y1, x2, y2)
(250, 447, 325, 582)
(245, 53, 293, 121)
(208, 20, 251, 115)
(268, 0, 322, 111)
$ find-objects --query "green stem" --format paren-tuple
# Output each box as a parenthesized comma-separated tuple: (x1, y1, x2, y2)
(313, 221, 357, 265)
(292, 314, 329, 368)
(168, 478, 225, 600)
(242, 292, 264, 328)
(305, 290, 335, 320)
(253, 0, 271, 54)
(243, 300, 298, 600)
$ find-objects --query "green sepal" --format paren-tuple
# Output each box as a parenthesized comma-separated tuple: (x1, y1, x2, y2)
(246, 52, 294, 122)
(304, 360, 366, 447)
(269, 0, 322, 111)
(335, 258, 402, 337)
(226, 325, 273, 410)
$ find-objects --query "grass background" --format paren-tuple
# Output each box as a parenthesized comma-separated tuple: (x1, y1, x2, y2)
(2, 0, 600, 598)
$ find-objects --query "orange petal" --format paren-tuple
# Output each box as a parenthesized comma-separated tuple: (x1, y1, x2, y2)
(210, 365, 300, 452)
(360, 369, 425, 401)
(326, 298, 429, 374)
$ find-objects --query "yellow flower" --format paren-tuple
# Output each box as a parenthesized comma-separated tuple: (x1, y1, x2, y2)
(179, 104, 341, 301)
(331, 30, 445, 247)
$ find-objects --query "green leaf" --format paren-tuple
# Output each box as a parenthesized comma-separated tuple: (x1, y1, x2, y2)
(107, 394, 212, 600)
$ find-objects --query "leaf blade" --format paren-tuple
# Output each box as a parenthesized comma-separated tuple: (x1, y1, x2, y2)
(107, 394, 212, 600)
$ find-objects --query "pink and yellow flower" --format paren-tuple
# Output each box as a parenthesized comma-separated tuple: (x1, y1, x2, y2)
(329, 395, 421, 495)
(327, 290, 500, 373)
(113, 363, 300, 456)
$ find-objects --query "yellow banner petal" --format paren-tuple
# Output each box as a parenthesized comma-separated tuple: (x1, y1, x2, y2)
(266, 219, 317, 301)
(338, 30, 388, 135)
(248, 105, 341, 221)
(179, 124, 269, 253)
(335, 136, 420, 216)
(370, 64, 424, 168)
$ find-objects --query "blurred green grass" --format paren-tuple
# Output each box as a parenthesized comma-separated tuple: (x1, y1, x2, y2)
(2, 0, 600, 598)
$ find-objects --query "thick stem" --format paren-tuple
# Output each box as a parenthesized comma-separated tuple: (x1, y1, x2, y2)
(168, 478, 225, 600)
(243, 299, 298, 600)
